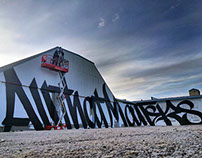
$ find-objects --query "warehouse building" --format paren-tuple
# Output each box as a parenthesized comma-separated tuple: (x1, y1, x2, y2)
(0, 47, 201, 132)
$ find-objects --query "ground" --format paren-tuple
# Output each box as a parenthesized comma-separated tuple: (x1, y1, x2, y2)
(0, 125, 201, 158)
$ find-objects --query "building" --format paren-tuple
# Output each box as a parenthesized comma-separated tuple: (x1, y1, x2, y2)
(189, 88, 200, 96)
(0, 47, 201, 132)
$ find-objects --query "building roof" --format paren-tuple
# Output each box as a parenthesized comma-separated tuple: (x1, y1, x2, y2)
(0, 46, 94, 72)
(189, 88, 200, 92)
(117, 94, 202, 105)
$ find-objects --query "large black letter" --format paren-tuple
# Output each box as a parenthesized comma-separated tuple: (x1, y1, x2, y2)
(3, 68, 43, 131)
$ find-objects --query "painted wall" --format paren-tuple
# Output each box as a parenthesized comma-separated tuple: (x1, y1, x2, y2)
(0, 48, 201, 132)
(118, 98, 202, 127)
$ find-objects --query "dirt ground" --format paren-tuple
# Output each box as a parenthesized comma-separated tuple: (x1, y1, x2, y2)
(0, 125, 201, 158)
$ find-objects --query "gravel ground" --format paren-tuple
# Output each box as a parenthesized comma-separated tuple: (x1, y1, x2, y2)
(0, 125, 201, 158)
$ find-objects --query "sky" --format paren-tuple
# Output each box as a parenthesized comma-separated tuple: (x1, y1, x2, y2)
(0, 0, 202, 101)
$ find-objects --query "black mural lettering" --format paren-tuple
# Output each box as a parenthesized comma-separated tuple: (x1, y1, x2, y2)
(91, 97, 102, 128)
(93, 90, 108, 128)
(137, 103, 164, 125)
(125, 104, 149, 127)
(114, 98, 128, 127)
(68, 91, 87, 129)
(41, 81, 59, 125)
(83, 97, 95, 128)
(159, 100, 189, 125)
(2, 68, 43, 131)
(138, 100, 202, 125)
(90, 97, 101, 128)
(133, 105, 148, 126)
(3, 118, 30, 131)
(62, 110, 72, 129)
(136, 104, 155, 126)
(11, 118, 30, 126)
(143, 104, 158, 125)
(62, 98, 73, 129)
(2, 75, 16, 132)
(58, 73, 74, 129)
(134, 102, 159, 126)
(155, 103, 172, 125)
(177, 100, 202, 124)
(48, 85, 74, 95)
(165, 100, 202, 125)
(93, 85, 128, 128)
(29, 78, 51, 126)
(103, 83, 119, 127)
(125, 105, 135, 126)
(1, 68, 202, 132)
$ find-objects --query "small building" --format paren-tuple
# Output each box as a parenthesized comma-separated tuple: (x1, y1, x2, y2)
(189, 88, 200, 96)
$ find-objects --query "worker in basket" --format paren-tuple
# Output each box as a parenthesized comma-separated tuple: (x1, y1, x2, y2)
(58, 47, 64, 67)
(52, 47, 64, 67)
(53, 48, 59, 65)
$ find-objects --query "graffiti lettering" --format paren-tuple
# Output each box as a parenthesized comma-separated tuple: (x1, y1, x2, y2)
(1, 68, 202, 131)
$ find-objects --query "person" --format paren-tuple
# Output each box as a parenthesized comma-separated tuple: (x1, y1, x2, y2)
(53, 48, 59, 65)
(58, 47, 64, 67)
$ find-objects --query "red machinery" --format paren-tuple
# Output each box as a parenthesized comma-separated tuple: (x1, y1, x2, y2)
(41, 54, 69, 73)
(45, 124, 67, 130)
(41, 53, 69, 130)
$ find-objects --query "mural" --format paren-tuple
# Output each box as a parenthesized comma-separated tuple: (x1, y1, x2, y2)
(1, 68, 202, 132)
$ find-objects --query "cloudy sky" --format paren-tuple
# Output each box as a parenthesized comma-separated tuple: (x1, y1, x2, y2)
(0, 0, 202, 100)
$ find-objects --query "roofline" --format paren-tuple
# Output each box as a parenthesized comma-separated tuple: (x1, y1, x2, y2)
(0, 47, 57, 72)
(117, 95, 202, 105)
(0, 46, 94, 72)
(62, 47, 94, 64)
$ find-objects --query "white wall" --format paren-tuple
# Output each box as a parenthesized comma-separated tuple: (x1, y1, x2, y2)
(0, 48, 201, 131)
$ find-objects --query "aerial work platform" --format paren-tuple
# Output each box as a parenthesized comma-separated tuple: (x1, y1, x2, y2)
(41, 52, 69, 130)
(41, 54, 69, 73)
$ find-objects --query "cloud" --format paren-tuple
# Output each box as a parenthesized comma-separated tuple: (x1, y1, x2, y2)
(0, 0, 202, 101)
(112, 13, 119, 22)
(109, 56, 202, 100)
(125, 57, 202, 80)
(169, 0, 182, 10)
(98, 18, 105, 28)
